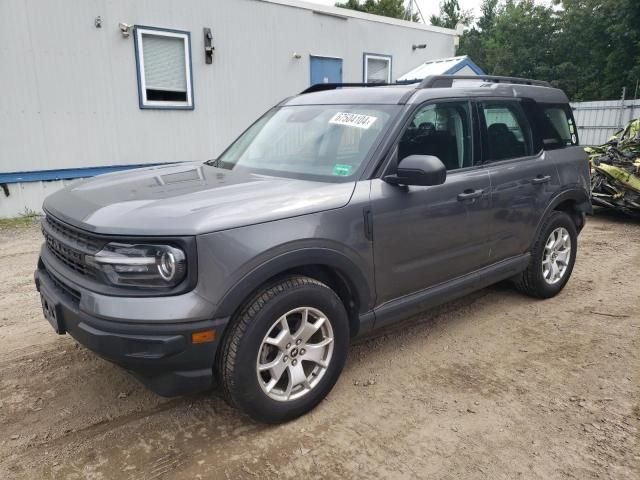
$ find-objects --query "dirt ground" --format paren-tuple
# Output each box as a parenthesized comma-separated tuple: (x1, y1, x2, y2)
(0, 212, 638, 480)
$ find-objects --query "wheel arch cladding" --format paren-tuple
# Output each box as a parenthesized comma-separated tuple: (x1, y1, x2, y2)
(532, 189, 590, 249)
(215, 249, 372, 338)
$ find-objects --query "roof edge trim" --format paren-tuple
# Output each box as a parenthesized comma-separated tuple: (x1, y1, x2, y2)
(254, 0, 457, 35)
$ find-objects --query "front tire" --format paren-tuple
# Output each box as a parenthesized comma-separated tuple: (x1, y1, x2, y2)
(514, 210, 578, 298)
(218, 276, 349, 423)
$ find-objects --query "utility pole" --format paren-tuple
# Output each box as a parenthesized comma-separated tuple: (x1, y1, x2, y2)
(413, 0, 425, 23)
(617, 86, 626, 129)
(405, 0, 424, 23)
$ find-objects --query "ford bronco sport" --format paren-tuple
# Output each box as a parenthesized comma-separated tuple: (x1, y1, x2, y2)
(35, 75, 591, 423)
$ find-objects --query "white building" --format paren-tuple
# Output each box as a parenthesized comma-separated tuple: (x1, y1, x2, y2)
(0, 0, 457, 217)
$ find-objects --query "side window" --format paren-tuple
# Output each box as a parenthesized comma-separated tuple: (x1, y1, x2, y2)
(481, 102, 533, 161)
(398, 102, 472, 171)
(134, 26, 193, 109)
(540, 105, 578, 148)
(364, 54, 392, 84)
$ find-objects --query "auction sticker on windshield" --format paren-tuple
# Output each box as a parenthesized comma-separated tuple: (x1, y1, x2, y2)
(329, 112, 377, 129)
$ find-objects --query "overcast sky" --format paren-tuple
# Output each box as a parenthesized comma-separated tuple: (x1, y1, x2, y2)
(305, 0, 485, 21)
(306, 0, 557, 22)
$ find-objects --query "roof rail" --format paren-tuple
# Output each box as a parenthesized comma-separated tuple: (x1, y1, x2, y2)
(301, 82, 390, 94)
(418, 75, 551, 89)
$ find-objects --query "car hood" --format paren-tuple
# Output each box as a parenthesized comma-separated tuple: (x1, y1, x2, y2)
(43, 162, 357, 235)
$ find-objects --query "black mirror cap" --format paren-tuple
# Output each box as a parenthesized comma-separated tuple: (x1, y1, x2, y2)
(384, 155, 447, 186)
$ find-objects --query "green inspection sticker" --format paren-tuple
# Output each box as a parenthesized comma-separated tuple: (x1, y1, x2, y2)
(333, 164, 353, 176)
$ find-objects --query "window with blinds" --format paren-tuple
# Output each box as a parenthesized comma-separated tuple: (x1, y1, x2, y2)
(364, 54, 392, 84)
(134, 27, 193, 109)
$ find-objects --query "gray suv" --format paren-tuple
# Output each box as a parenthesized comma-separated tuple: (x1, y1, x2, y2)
(34, 75, 591, 423)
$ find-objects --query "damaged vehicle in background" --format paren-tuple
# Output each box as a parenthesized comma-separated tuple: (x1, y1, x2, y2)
(587, 118, 640, 214)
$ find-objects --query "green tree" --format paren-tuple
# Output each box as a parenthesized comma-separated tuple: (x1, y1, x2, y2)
(430, 0, 473, 29)
(481, 1, 558, 81)
(458, 0, 640, 100)
(553, 0, 640, 100)
(458, 0, 500, 67)
(335, 0, 418, 21)
(340, 0, 640, 100)
(477, 0, 499, 32)
(336, 0, 367, 12)
(460, 1, 557, 79)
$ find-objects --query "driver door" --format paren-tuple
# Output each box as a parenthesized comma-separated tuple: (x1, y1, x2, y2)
(370, 100, 492, 308)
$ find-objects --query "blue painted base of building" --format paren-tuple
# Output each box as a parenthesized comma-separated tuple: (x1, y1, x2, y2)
(0, 163, 176, 185)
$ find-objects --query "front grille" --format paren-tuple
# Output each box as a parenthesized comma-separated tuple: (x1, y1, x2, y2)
(46, 265, 82, 303)
(42, 215, 103, 279)
(44, 215, 101, 252)
(45, 236, 95, 277)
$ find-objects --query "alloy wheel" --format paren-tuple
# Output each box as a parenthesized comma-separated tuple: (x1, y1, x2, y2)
(256, 307, 334, 402)
(542, 226, 572, 285)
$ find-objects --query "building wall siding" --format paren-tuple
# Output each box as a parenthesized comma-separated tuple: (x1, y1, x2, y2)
(0, 0, 455, 178)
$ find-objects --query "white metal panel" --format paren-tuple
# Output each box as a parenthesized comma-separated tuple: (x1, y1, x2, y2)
(570, 99, 640, 145)
(454, 65, 476, 76)
(0, 180, 76, 217)
(397, 55, 471, 82)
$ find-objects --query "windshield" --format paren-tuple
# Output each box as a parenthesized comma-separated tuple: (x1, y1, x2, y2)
(209, 104, 400, 182)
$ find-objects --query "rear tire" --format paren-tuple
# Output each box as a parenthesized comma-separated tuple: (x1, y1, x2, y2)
(513, 211, 577, 299)
(218, 276, 349, 423)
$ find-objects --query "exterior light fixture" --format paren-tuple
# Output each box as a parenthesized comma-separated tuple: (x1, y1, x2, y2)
(412, 44, 427, 51)
(204, 28, 214, 64)
(119, 22, 132, 38)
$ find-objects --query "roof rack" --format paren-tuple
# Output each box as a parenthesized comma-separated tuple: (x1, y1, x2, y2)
(301, 82, 390, 94)
(418, 75, 551, 89)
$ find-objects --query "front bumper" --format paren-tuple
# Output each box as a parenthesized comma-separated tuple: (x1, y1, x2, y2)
(34, 264, 228, 396)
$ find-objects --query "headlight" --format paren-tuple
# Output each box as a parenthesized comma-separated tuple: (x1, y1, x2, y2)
(86, 243, 187, 288)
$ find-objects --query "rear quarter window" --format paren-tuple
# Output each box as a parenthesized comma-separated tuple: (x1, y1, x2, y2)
(539, 104, 578, 149)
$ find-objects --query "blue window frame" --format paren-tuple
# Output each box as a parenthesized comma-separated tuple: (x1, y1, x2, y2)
(134, 26, 194, 110)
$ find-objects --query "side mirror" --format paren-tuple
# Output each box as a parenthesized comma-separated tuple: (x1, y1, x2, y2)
(384, 155, 447, 186)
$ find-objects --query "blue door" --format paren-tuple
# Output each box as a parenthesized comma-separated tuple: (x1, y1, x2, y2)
(310, 56, 343, 85)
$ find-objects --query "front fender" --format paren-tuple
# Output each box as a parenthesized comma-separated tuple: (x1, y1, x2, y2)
(194, 182, 374, 325)
(213, 247, 374, 319)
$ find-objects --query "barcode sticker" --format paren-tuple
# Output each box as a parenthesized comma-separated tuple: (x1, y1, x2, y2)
(329, 112, 377, 129)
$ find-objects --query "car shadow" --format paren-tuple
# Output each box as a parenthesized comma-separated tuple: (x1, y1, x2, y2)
(591, 206, 640, 224)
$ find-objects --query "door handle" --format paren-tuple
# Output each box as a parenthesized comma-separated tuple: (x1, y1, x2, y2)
(457, 189, 484, 202)
(531, 175, 551, 185)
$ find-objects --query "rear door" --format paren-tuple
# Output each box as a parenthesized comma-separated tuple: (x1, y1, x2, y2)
(479, 99, 560, 261)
